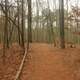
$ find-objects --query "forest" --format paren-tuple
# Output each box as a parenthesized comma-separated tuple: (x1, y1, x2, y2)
(0, 0, 80, 80)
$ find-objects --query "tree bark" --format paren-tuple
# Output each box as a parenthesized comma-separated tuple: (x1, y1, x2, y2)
(27, 0, 32, 50)
(59, 0, 65, 48)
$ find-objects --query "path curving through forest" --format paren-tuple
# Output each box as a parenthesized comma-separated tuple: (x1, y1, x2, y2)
(20, 43, 80, 80)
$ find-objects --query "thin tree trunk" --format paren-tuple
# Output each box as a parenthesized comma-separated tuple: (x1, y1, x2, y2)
(21, 0, 25, 49)
(17, 0, 21, 45)
(27, 0, 32, 50)
(4, 0, 9, 48)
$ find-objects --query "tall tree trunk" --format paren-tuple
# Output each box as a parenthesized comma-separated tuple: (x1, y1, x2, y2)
(3, 0, 9, 63)
(4, 0, 9, 48)
(59, 0, 65, 48)
(21, 0, 25, 48)
(27, 0, 32, 50)
(17, 0, 21, 45)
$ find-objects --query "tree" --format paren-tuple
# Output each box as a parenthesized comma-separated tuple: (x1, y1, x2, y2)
(59, 0, 65, 48)
(4, 0, 9, 48)
(21, 0, 25, 48)
(17, 0, 21, 45)
(27, 0, 32, 50)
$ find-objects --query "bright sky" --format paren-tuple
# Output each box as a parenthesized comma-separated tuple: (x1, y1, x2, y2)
(0, 0, 80, 28)
(31, 0, 80, 15)
(1, 0, 80, 11)
(0, 0, 80, 15)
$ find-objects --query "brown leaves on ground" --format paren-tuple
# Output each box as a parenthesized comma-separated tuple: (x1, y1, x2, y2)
(20, 43, 80, 80)
(0, 43, 80, 80)
(0, 43, 23, 80)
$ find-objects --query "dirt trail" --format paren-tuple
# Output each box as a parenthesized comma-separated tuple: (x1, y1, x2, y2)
(20, 43, 80, 80)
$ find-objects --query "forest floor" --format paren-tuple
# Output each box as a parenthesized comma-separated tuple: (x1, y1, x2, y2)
(0, 43, 80, 80)
(0, 43, 24, 80)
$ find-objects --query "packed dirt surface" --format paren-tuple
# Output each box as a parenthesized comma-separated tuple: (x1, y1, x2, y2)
(0, 43, 80, 80)
(20, 43, 80, 80)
